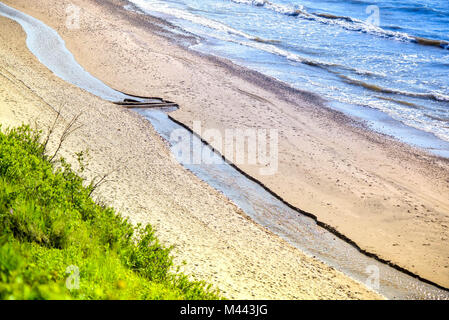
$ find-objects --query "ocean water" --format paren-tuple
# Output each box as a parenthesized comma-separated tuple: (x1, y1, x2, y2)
(2, 1, 448, 298)
(127, 0, 449, 152)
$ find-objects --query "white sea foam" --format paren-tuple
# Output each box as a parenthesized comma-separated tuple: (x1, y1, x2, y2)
(130, 0, 259, 41)
(229, 0, 441, 46)
(127, 0, 449, 144)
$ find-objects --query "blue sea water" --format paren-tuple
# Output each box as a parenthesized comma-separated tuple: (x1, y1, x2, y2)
(127, 0, 449, 150)
(2, 1, 449, 298)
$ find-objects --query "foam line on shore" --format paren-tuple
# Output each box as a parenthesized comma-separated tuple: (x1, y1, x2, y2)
(1, 1, 448, 299)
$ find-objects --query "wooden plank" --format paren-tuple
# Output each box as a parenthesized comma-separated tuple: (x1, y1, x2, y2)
(121, 103, 179, 109)
(114, 100, 175, 105)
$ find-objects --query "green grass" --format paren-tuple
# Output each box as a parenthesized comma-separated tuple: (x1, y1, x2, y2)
(0, 125, 220, 300)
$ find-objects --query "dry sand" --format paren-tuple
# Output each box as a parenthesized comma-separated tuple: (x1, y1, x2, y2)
(5, 0, 446, 288)
(0, 2, 383, 299)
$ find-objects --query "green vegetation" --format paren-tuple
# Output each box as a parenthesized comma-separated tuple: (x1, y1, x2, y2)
(0, 125, 219, 300)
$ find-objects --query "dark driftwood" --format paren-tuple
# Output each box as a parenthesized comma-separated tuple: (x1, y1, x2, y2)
(112, 88, 179, 109)
(113, 94, 178, 109)
(119, 102, 179, 109)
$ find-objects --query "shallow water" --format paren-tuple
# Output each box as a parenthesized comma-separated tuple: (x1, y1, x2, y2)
(0, 3, 129, 102)
(139, 108, 449, 300)
(127, 0, 449, 155)
(2, 1, 448, 299)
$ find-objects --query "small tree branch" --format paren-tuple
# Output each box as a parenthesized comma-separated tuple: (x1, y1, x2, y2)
(42, 106, 62, 155)
(49, 111, 84, 163)
(88, 170, 116, 198)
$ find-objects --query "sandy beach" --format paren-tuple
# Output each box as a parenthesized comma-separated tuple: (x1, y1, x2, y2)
(0, 0, 448, 296)
(0, 0, 385, 299)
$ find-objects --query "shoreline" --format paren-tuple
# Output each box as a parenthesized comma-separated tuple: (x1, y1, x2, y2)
(1, 0, 448, 293)
(121, 0, 449, 158)
(0, 1, 382, 300)
(105, 0, 449, 287)
(3, 0, 446, 298)
(166, 113, 449, 293)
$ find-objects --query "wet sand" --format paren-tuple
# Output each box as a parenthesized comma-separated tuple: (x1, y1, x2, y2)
(7, 0, 446, 288)
(0, 2, 382, 300)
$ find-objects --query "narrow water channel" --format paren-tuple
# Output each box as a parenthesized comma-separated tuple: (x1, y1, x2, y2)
(1, 1, 447, 300)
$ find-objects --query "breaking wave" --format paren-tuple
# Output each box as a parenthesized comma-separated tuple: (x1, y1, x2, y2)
(230, 0, 449, 49)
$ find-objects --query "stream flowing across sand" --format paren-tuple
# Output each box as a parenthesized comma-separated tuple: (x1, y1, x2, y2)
(1, 1, 448, 299)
